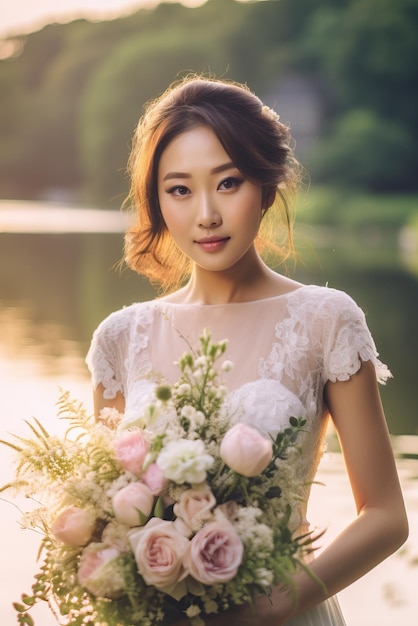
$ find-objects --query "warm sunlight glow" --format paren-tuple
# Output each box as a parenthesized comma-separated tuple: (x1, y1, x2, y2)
(0, 0, 207, 38)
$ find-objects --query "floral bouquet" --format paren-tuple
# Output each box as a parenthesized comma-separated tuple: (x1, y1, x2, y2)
(1, 331, 314, 626)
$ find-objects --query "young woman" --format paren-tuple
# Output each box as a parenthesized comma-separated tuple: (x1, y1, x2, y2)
(87, 76, 408, 625)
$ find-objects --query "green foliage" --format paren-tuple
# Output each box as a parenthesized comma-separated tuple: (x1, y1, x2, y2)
(80, 30, 226, 205)
(0, 0, 417, 201)
(298, 185, 418, 229)
(311, 109, 411, 190)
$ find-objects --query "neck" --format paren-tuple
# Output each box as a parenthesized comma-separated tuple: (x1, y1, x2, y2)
(183, 250, 277, 305)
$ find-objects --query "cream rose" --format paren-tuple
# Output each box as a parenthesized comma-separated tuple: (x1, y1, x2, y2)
(156, 438, 214, 484)
(174, 485, 216, 533)
(113, 430, 150, 476)
(220, 423, 273, 477)
(112, 482, 154, 526)
(51, 506, 95, 547)
(77, 543, 125, 598)
(129, 518, 189, 592)
(184, 519, 243, 584)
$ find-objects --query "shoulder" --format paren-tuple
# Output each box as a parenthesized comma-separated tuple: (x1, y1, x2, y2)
(289, 284, 364, 320)
(91, 300, 157, 343)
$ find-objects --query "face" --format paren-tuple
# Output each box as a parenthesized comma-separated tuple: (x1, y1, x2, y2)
(157, 125, 263, 274)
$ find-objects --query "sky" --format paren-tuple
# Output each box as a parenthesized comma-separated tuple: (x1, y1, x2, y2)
(0, 0, 206, 38)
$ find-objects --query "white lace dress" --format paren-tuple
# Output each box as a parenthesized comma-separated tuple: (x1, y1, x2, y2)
(86, 284, 391, 626)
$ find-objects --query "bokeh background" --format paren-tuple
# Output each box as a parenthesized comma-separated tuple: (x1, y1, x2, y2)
(0, 1, 417, 624)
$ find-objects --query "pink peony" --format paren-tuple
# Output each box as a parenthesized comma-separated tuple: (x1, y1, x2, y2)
(220, 423, 273, 477)
(141, 462, 169, 496)
(77, 543, 125, 598)
(129, 518, 189, 591)
(112, 482, 154, 527)
(113, 430, 150, 476)
(184, 519, 243, 584)
(51, 506, 95, 547)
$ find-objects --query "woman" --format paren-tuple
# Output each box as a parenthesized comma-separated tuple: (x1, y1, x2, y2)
(87, 76, 408, 625)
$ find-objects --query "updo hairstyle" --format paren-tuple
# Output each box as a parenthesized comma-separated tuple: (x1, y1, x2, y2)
(124, 75, 301, 291)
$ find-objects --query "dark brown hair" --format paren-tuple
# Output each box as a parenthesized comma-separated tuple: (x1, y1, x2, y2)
(124, 75, 300, 291)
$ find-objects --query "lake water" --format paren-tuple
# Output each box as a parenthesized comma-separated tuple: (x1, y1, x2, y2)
(0, 201, 417, 625)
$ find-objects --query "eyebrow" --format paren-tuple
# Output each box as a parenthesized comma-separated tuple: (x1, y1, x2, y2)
(162, 161, 236, 181)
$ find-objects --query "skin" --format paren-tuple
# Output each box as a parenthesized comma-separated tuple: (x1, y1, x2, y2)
(93, 126, 408, 625)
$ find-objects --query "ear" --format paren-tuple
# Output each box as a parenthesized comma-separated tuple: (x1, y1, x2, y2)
(262, 188, 276, 213)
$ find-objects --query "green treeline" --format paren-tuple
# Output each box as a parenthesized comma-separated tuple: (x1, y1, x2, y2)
(0, 0, 417, 207)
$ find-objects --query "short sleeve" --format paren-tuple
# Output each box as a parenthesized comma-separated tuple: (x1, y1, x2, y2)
(321, 289, 392, 385)
(85, 309, 130, 400)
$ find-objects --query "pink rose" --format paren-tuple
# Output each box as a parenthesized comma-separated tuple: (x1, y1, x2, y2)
(184, 519, 243, 584)
(113, 430, 150, 476)
(77, 543, 125, 598)
(51, 506, 95, 546)
(129, 518, 189, 591)
(112, 482, 154, 526)
(174, 485, 216, 533)
(220, 423, 273, 477)
(141, 462, 169, 496)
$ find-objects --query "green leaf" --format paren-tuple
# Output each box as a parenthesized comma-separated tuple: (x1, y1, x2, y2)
(135, 507, 150, 526)
(153, 496, 165, 519)
(13, 603, 27, 613)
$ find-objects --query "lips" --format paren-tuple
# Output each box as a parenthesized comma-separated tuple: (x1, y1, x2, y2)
(195, 236, 229, 244)
(194, 236, 230, 251)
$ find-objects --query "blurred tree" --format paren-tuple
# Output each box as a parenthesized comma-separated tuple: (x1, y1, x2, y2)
(0, 56, 25, 196)
(311, 109, 410, 190)
(80, 32, 226, 205)
(0, 0, 417, 201)
(304, 0, 418, 189)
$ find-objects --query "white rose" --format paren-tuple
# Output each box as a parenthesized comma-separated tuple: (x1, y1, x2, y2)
(174, 485, 216, 533)
(156, 439, 214, 484)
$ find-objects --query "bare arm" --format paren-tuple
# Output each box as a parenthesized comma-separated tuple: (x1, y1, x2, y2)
(275, 360, 408, 620)
(93, 382, 125, 418)
(194, 360, 408, 625)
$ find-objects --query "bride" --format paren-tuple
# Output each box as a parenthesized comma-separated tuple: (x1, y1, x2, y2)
(87, 75, 408, 625)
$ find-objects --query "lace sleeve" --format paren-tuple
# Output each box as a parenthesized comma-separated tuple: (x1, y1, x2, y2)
(85, 309, 131, 400)
(322, 289, 392, 385)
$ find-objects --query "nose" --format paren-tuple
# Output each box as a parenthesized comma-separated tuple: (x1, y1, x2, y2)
(197, 192, 221, 228)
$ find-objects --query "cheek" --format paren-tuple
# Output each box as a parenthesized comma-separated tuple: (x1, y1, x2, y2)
(160, 205, 188, 235)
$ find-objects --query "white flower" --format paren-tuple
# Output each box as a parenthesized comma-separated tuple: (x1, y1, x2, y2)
(194, 411, 205, 426)
(255, 567, 274, 587)
(156, 439, 214, 484)
(221, 360, 233, 372)
(181, 405, 205, 428)
(177, 383, 191, 396)
(181, 405, 196, 420)
(97, 407, 122, 430)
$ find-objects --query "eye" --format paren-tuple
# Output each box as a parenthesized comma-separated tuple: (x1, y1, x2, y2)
(218, 176, 244, 191)
(167, 185, 190, 197)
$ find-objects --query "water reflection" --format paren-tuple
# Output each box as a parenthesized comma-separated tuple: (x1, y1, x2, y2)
(3, 217, 416, 433)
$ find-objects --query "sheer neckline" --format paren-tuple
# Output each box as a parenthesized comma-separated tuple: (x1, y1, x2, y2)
(155, 284, 311, 308)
